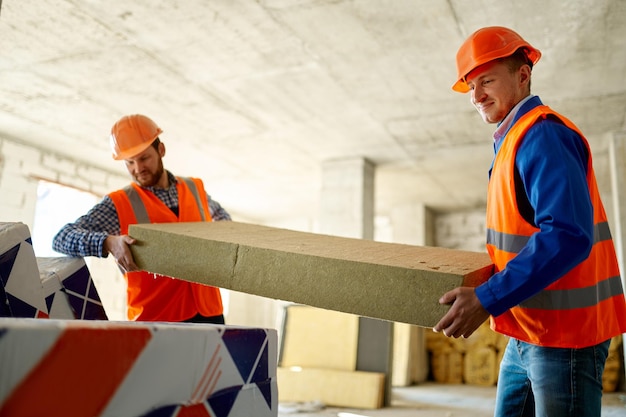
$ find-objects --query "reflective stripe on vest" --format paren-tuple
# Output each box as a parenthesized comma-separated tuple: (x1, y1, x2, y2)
(488, 222, 622, 311)
(179, 177, 206, 221)
(486, 221, 612, 257)
(121, 176, 206, 223)
(122, 185, 150, 223)
(520, 275, 623, 310)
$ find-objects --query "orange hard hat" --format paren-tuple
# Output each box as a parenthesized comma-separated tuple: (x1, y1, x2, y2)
(452, 26, 541, 93)
(109, 114, 163, 160)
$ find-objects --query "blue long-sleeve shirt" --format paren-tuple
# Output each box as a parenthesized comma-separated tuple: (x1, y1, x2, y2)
(475, 96, 595, 317)
(52, 171, 231, 258)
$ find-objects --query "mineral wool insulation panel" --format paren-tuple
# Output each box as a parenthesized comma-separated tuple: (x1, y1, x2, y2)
(130, 221, 493, 328)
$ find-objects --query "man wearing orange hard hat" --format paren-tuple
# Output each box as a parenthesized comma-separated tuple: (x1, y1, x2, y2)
(434, 27, 626, 416)
(53, 114, 231, 324)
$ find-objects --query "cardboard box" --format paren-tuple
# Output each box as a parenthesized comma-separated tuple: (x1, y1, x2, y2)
(0, 222, 47, 318)
(38, 257, 108, 320)
(129, 221, 494, 328)
(278, 304, 394, 408)
(277, 367, 385, 409)
(280, 305, 359, 371)
(0, 318, 278, 417)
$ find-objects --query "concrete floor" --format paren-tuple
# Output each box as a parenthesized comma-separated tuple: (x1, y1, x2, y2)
(278, 383, 626, 417)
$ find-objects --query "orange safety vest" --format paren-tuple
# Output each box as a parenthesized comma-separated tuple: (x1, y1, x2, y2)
(109, 177, 223, 321)
(486, 105, 626, 348)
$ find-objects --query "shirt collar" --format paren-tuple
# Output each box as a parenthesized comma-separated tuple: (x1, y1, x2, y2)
(494, 94, 535, 145)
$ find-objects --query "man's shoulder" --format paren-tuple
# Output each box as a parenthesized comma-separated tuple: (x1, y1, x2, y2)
(175, 174, 202, 181)
(108, 184, 135, 195)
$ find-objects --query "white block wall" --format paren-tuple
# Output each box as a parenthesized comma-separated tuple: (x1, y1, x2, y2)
(0, 136, 127, 230)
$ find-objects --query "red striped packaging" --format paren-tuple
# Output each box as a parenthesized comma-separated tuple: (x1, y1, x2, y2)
(0, 318, 277, 417)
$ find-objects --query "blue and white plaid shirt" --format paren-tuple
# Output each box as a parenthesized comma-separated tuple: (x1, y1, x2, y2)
(52, 171, 231, 257)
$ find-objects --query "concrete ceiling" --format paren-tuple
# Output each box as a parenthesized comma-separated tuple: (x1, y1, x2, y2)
(1, 0, 625, 226)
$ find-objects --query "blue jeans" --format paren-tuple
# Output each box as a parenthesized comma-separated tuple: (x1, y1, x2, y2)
(494, 338, 611, 417)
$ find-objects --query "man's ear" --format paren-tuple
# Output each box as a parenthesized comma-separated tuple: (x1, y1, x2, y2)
(519, 64, 531, 88)
(158, 141, 166, 157)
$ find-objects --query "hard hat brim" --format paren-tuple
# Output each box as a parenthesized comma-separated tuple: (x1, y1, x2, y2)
(112, 139, 155, 160)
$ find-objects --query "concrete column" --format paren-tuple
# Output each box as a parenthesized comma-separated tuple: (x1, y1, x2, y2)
(320, 157, 394, 405)
(608, 131, 626, 384)
(390, 203, 434, 386)
(319, 157, 374, 239)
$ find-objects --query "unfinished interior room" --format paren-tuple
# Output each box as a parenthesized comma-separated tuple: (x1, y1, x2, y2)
(1, 1, 625, 416)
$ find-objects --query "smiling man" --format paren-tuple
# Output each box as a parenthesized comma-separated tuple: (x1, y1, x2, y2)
(53, 114, 231, 324)
(433, 27, 626, 416)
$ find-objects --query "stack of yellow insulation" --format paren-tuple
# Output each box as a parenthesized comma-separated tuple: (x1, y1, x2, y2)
(426, 323, 623, 392)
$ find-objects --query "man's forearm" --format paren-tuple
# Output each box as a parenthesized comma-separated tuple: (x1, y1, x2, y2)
(52, 225, 109, 258)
